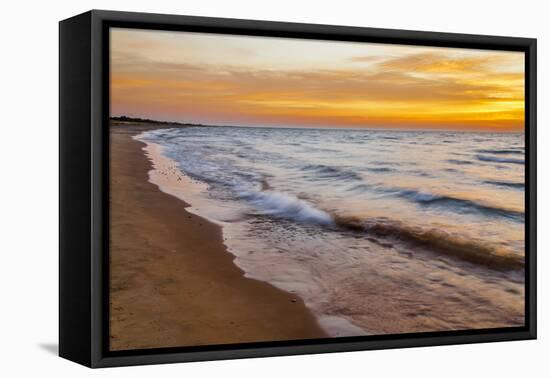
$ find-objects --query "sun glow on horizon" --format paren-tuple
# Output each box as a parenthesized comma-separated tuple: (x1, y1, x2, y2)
(110, 28, 525, 132)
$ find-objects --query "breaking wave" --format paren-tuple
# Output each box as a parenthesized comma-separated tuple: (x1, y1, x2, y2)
(239, 190, 334, 225)
(333, 216, 524, 270)
(237, 187, 523, 271)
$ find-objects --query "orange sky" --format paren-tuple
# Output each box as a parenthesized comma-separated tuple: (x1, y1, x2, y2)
(110, 28, 525, 131)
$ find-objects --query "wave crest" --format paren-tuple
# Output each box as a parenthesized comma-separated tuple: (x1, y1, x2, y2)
(395, 189, 524, 221)
(239, 187, 523, 271)
(240, 190, 334, 225)
(334, 216, 524, 270)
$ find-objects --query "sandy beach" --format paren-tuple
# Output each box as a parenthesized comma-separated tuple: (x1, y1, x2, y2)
(109, 124, 327, 351)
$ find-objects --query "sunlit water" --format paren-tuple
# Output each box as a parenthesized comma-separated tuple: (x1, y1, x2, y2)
(136, 126, 525, 336)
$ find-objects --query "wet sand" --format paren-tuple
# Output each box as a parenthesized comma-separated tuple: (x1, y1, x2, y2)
(109, 125, 327, 351)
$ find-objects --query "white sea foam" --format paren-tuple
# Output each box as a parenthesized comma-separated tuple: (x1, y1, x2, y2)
(240, 190, 334, 225)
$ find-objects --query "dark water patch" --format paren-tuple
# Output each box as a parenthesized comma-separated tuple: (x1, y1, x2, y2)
(366, 237, 394, 249)
(476, 149, 524, 155)
(447, 159, 473, 165)
(367, 167, 394, 173)
(476, 155, 524, 165)
(301, 164, 362, 181)
(484, 180, 524, 189)
(346, 184, 372, 193)
(302, 146, 341, 153)
(408, 170, 432, 177)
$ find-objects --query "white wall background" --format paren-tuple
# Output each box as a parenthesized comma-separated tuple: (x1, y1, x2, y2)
(0, 0, 546, 376)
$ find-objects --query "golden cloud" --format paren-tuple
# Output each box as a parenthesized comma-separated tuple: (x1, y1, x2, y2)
(111, 38, 524, 131)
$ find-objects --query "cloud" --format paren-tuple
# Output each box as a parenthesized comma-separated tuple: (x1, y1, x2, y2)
(375, 51, 520, 75)
(350, 55, 384, 63)
(111, 39, 524, 130)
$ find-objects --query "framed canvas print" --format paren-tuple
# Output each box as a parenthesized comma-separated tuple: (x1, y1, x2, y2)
(59, 10, 537, 368)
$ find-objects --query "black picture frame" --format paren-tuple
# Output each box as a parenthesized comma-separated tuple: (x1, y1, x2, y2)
(59, 9, 537, 368)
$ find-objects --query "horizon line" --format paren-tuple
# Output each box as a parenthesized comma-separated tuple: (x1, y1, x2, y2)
(109, 115, 525, 133)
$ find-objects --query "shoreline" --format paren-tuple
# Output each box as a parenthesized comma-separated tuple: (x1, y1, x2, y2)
(109, 125, 328, 351)
(135, 131, 369, 338)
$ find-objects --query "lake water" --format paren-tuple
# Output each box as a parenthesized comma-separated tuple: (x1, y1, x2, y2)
(137, 126, 525, 336)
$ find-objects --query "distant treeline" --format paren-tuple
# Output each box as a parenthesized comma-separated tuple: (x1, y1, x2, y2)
(110, 116, 204, 127)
